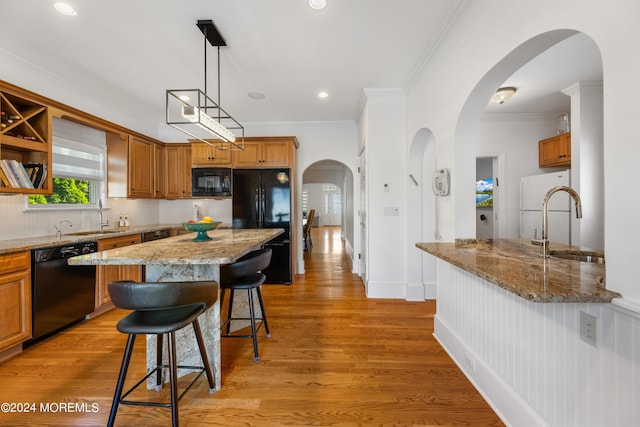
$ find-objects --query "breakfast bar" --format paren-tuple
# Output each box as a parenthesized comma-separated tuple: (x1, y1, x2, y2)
(416, 238, 623, 426)
(68, 227, 283, 391)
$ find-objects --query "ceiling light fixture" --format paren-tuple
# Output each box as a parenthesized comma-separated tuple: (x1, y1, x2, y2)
(53, 2, 77, 16)
(166, 20, 244, 150)
(309, 0, 327, 10)
(318, 91, 329, 99)
(491, 87, 517, 104)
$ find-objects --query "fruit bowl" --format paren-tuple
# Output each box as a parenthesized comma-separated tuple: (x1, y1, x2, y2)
(181, 221, 222, 241)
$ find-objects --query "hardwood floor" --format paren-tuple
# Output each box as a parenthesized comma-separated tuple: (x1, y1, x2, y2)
(0, 226, 503, 426)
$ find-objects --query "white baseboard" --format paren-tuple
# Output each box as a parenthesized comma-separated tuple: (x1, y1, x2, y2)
(433, 315, 548, 427)
(366, 281, 435, 301)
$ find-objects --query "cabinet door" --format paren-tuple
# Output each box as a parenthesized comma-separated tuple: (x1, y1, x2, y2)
(232, 139, 292, 168)
(153, 143, 165, 198)
(262, 141, 291, 167)
(233, 141, 262, 168)
(539, 133, 571, 168)
(191, 142, 231, 166)
(165, 144, 191, 199)
(96, 235, 142, 308)
(0, 252, 31, 350)
(128, 136, 154, 198)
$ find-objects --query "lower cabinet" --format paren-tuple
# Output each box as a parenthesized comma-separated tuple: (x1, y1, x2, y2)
(0, 251, 31, 352)
(96, 234, 142, 310)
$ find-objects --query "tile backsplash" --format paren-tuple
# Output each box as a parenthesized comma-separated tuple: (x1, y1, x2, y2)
(0, 194, 232, 240)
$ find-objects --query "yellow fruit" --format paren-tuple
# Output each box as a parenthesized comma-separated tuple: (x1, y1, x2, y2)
(201, 216, 214, 223)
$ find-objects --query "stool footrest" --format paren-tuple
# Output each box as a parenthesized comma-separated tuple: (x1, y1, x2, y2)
(120, 364, 206, 408)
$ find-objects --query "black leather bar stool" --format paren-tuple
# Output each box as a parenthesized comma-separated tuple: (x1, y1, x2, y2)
(107, 280, 218, 427)
(220, 248, 272, 362)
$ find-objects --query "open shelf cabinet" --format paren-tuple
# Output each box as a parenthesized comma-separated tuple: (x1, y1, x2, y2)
(0, 83, 52, 194)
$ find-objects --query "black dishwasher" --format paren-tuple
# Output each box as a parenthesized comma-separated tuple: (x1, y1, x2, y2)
(28, 241, 97, 344)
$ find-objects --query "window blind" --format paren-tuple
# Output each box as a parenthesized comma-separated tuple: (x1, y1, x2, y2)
(52, 118, 106, 180)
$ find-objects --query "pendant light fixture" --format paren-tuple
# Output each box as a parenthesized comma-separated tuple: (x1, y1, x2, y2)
(166, 19, 244, 150)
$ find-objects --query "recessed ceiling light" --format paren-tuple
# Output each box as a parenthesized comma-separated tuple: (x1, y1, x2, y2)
(53, 2, 77, 16)
(248, 92, 266, 100)
(179, 95, 190, 102)
(318, 91, 329, 99)
(309, 0, 327, 10)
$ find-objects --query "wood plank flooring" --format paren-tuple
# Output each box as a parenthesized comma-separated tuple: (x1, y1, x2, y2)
(0, 226, 503, 426)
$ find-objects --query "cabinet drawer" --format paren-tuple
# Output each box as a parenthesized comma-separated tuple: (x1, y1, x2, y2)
(98, 234, 142, 250)
(0, 251, 30, 275)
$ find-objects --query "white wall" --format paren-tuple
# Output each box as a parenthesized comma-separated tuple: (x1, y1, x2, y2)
(360, 89, 408, 298)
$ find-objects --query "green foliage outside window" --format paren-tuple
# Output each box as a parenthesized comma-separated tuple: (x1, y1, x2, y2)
(28, 178, 91, 205)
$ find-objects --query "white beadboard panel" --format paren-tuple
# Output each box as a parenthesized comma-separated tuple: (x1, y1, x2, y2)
(434, 260, 640, 427)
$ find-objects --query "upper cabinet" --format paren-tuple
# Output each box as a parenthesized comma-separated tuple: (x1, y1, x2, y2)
(232, 136, 297, 168)
(191, 141, 232, 167)
(165, 144, 192, 199)
(0, 82, 52, 194)
(539, 132, 571, 168)
(107, 133, 162, 199)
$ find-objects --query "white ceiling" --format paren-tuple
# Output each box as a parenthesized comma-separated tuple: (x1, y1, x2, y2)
(1, 1, 602, 141)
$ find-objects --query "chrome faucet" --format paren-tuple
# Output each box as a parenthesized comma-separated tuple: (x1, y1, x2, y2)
(98, 199, 109, 230)
(54, 220, 72, 239)
(531, 185, 583, 257)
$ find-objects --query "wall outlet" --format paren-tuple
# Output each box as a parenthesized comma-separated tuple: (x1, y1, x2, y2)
(580, 311, 598, 347)
(464, 351, 476, 371)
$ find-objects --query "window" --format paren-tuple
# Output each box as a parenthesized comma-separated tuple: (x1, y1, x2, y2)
(28, 118, 106, 208)
(302, 189, 309, 215)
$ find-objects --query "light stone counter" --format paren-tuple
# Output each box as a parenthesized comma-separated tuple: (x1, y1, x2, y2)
(416, 238, 620, 303)
(69, 227, 283, 391)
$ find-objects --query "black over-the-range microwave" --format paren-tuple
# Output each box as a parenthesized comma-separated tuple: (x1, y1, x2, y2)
(192, 167, 232, 197)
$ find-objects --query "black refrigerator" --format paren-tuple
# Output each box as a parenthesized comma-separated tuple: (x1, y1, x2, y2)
(232, 168, 291, 284)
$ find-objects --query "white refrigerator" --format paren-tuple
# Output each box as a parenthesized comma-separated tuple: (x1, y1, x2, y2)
(519, 170, 571, 244)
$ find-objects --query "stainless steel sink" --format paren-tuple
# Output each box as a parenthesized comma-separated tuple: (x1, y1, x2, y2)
(549, 250, 605, 264)
(66, 230, 123, 236)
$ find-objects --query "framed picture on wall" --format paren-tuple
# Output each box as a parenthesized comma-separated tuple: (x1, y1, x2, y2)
(476, 178, 493, 208)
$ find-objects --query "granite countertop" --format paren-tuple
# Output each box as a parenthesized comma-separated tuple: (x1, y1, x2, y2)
(0, 224, 183, 255)
(416, 238, 620, 303)
(68, 228, 283, 266)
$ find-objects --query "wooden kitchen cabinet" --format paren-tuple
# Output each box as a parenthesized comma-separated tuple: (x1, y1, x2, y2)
(232, 137, 295, 168)
(0, 81, 52, 195)
(0, 251, 32, 352)
(96, 234, 142, 310)
(153, 142, 165, 198)
(107, 132, 163, 198)
(539, 132, 571, 168)
(191, 141, 232, 166)
(128, 136, 154, 198)
(165, 144, 192, 199)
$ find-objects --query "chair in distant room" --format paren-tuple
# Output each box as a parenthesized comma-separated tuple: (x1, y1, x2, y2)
(220, 248, 272, 362)
(107, 280, 218, 427)
(303, 209, 315, 252)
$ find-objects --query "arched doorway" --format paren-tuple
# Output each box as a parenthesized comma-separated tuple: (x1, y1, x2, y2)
(301, 160, 355, 272)
(455, 30, 604, 248)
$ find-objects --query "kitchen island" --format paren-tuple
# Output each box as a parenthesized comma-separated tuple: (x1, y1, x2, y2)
(69, 227, 283, 391)
(416, 238, 627, 426)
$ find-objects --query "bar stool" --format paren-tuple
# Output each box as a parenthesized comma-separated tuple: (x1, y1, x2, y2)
(220, 248, 272, 362)
(107, 280, 218, 427)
